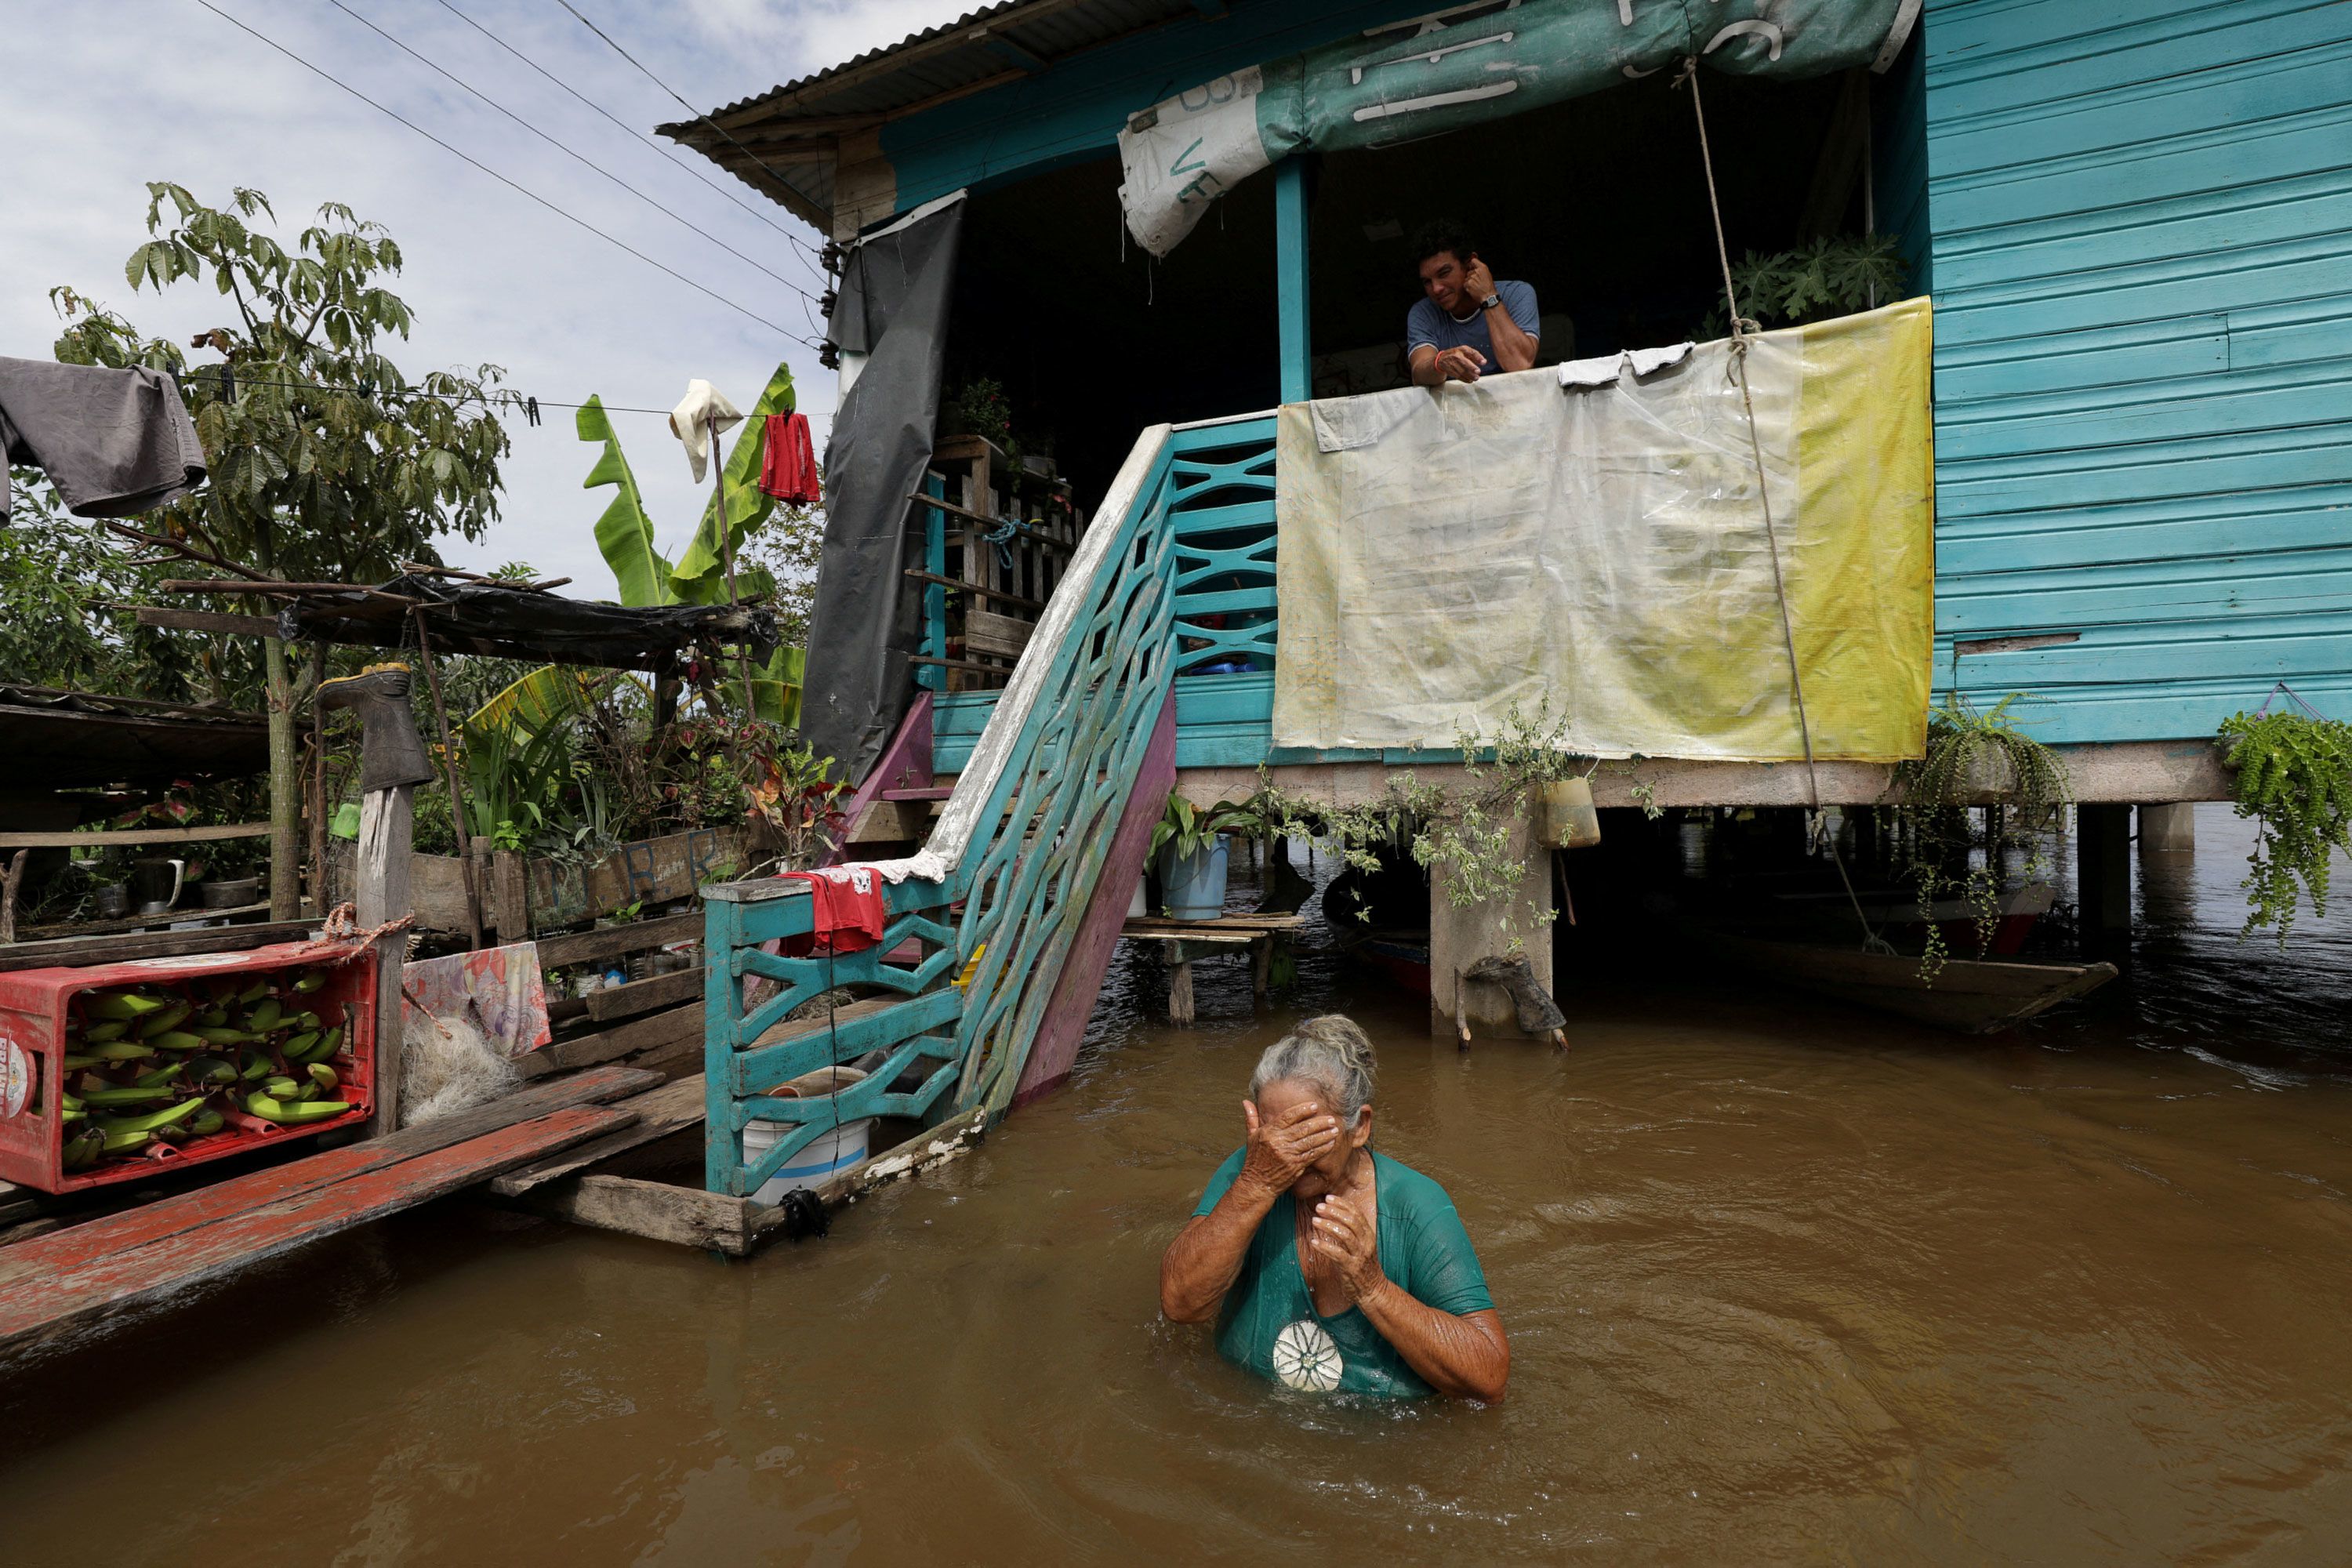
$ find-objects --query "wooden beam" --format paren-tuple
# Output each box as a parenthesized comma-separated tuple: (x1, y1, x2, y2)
(903, 568, 1045, 612)
(488, 1073, 708, 1197)
(586, 966, 705, 1022)
(0, 822, 271, 849)
(13, 901, 270, 944)
(0, 683, 265, 722)
(978, 32, 1049, 72)
(535, 911, 702, 970)
(131, 605, 281, 639)
(521, 1000, 703, 1078)
(358, 785, 414, 1138)
(0, 919, 315, 973)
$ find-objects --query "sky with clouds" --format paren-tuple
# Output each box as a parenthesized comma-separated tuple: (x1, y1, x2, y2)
(2, 0, 976, 591)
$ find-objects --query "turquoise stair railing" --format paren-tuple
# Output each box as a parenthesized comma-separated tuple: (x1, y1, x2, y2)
(702, 425, 1181, 1197)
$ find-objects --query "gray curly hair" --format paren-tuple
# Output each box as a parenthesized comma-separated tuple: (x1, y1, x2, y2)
(1250, 1014, 1377, 1124)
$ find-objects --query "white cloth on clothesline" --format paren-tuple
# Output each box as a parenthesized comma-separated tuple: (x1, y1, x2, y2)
(668, 379, 742, 481)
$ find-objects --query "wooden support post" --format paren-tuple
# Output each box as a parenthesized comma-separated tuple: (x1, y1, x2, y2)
(1251, 935, 1272, 999)
(358, 784, 415, 1136)
(306, 642, 328, 917)
(409, 612, 481, 949)
(0, 850, 27, 945)
(1168, 958, 1195, 1025)
(2076, 802, 2132, 958)
(2139, 801, 2194, 856)
(1274, 158, 1312, 404)
(1428, 813, 1555, 1040)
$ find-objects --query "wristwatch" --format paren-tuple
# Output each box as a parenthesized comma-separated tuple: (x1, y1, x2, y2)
(1480, 292, 1502, 311)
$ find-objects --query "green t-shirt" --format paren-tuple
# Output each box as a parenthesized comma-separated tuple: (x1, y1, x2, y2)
(1191, 1148, 1494, 1399)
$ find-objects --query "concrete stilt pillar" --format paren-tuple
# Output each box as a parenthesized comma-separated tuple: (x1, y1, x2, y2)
(2139, 801, 2195, 855)
(1428, 814, 1555, 1040)
(2075, 803, 2132, 957)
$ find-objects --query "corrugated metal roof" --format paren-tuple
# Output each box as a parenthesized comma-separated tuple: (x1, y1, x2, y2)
(657, 0, 1210, 226)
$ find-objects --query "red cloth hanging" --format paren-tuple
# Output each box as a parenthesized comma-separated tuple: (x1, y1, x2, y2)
(778, 865, 887, 956)
(759, 411, 820, 505)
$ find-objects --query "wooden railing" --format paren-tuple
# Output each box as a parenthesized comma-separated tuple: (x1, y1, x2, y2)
(701, 426, 1181, 1197)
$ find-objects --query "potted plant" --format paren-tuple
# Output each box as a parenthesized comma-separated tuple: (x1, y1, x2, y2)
(1149, 794, 1264, 921)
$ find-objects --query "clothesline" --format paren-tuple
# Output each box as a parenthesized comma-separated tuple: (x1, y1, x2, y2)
(151, 372, 833, 422)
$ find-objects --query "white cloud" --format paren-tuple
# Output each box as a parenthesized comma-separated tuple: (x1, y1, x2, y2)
(2, 0, 967, 596)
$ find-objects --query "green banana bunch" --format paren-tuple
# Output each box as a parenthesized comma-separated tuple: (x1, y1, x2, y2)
(82, 1019, 129, 1043)
(61, 1126, 105, 1171)
(242, 998, 285, 1033)
(308, 1063, 339, 1093)
(89, 1039, 157, 1063)
(145, 1030, 208, 1053)
(100, 1126, 154, 1156)
(241, 1091, 353, 1124)
(291, 970, 328, 994)
(133, 1062, 185, 1088)
(190, 1025, 255, 1047)
(135, 1000, 194, 1037)
(187, 1107, 226, 1136)
(93, 1096, 210, 1137)
(185, 1055, 239, 1087)
(62, 1053, 99, 1071)
(85, 990, 166, 1022)
(238, 1049, 274, 1082)
(81, 1083, 176, 1108)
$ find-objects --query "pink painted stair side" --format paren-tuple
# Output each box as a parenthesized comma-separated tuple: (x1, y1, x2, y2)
(822, 691, 933, 868)
(1013, 688, 1178, 1108)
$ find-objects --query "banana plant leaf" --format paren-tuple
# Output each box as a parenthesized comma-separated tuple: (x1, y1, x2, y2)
(461, 664, 610, 739)
(670, 362, 797, 606)
(751, 644, 804, 727)
(578, 394, 676, 608)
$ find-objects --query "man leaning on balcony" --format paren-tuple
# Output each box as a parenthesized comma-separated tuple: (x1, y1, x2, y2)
(1406, 220, 1539, 386)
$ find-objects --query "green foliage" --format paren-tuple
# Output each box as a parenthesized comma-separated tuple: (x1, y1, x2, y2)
(1256, 699, 1577, 952)
(1705, 233, 1907, 336)
(1892, 695, 2072, 978)
(1149, 793, 1265, 862)
(0, 484, 234, 701)
(576, 394, 673, 607)
(59, 183, 518, 582)
(2217, 709, 2352, 948)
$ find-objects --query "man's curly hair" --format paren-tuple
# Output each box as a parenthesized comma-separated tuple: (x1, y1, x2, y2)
(1412, 220, 1475, 270)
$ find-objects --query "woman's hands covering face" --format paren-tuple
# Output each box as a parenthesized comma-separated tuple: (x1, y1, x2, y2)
(1309, 1190, 1384, 1303)
(1241, 1098, 1339, 1192)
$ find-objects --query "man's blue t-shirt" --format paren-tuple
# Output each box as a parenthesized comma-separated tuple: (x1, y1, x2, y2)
(1406, 279, 1539, 374)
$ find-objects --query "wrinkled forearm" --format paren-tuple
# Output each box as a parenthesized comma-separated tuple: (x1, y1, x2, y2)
(1160, 1178, 1279, 1322)
(1358, 1285, 1509, 1402)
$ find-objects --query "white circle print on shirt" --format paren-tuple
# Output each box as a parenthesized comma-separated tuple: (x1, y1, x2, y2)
(1270, 1318, 1344, 1392)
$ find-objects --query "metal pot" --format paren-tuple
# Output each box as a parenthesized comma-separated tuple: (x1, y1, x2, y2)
(199, 877, 262, 909)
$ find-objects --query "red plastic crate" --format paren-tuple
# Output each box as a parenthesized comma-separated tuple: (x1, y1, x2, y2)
(0, 941, 377, 1194)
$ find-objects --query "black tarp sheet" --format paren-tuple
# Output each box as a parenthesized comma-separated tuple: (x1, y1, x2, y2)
(278, 576, 775, 671)
(801, 192, 966, 783)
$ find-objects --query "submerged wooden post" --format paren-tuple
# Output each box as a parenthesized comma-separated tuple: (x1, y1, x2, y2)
(2076, 802, 2132, 957)
(1428, 814, 1556, 1041)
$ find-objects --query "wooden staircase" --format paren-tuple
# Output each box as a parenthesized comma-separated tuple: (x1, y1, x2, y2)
(701, 426, 1188, 1198)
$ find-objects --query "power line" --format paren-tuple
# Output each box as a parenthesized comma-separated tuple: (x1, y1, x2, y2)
(546, 0, 832, 272)
(190, 0, 818, 347)
(174, 372, 833, 426)
(325, 0, 826, 308)
(429, 0, 828, 281)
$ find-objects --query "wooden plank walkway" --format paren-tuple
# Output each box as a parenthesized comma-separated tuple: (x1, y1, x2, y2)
(0, 1062, 656, 1353)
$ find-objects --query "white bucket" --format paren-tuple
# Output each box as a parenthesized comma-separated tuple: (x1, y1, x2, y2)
(745, 1116, 872, 1203)
(745, 1063, 872, 1204)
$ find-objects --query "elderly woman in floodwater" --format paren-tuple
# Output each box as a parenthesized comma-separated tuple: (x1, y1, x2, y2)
(1160, 1016, 1509, 1401)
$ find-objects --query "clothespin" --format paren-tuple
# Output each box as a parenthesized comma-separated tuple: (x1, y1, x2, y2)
(216, 365, 236, 403)
(523, 396, 541, 429)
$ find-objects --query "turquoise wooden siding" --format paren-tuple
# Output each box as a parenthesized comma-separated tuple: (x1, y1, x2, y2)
(1923, 0, 2352, 739)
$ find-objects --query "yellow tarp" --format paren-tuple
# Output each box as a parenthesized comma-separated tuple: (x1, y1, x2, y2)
(1272, 296, 1934, 760)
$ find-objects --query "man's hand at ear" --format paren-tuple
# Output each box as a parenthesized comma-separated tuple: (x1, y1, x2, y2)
(1464, 254, 1538, 373)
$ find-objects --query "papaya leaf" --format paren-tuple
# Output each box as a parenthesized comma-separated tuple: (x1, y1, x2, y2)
(577, 393, 675, 607)
(670, 361, 796, 605)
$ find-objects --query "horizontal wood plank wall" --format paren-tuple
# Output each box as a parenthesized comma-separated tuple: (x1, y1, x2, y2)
(1921, 0, 2352, 739)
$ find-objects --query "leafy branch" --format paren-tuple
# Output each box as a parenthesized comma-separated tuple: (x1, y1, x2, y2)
(2218, 708, 2352, 948)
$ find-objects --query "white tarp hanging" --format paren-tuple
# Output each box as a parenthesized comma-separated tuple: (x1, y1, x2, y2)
(1271, 299, 1936, 762)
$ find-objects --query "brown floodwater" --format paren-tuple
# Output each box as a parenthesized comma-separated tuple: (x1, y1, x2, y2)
(3, 804, 2350, 1563)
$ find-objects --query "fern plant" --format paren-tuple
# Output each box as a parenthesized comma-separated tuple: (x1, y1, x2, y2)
(1892, 695, 2072, 978)
(2217, 709, 2352, 947)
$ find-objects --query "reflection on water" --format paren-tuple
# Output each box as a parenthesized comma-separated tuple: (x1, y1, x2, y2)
(2, 806, 2350, 1563)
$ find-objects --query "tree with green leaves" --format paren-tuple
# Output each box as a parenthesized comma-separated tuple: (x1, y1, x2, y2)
(52, 183, 522, 916)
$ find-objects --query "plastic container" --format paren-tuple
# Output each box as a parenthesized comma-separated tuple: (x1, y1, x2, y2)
(744, 1064, 871, 1203)
(1539, 778, 1603, 849)
(1158, 836, 1231, 920)
(0, 941, 377, 1195)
